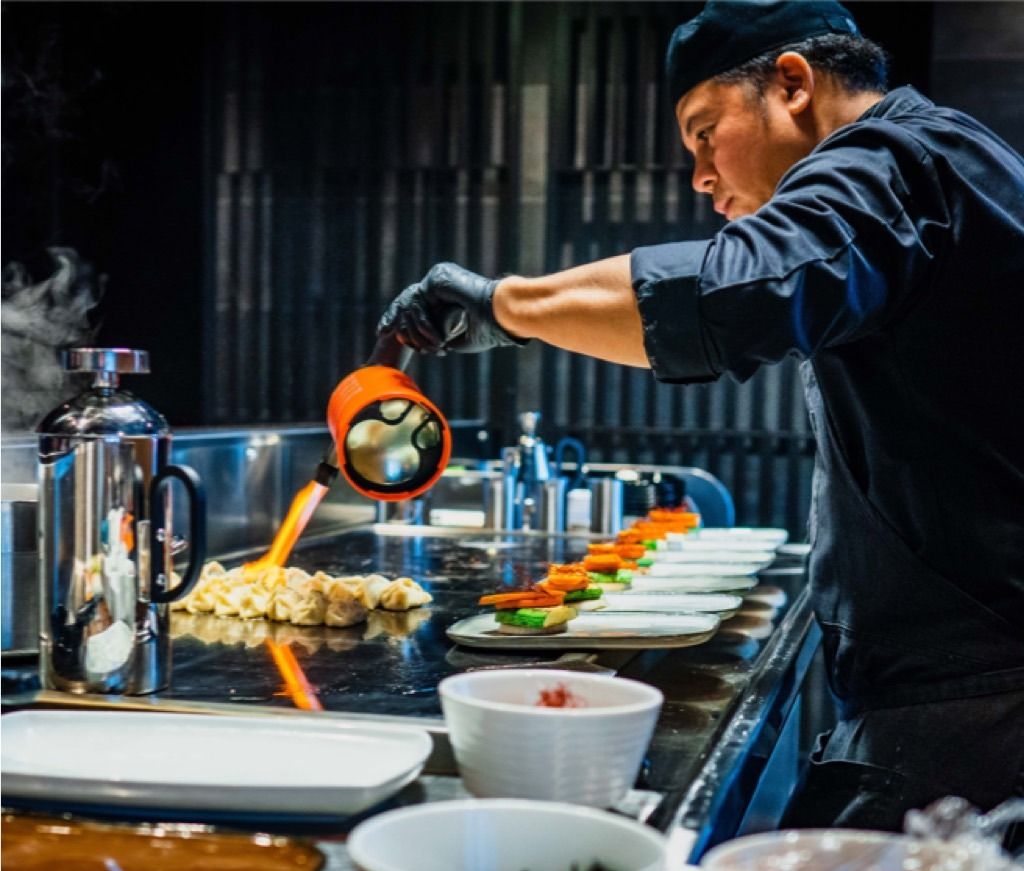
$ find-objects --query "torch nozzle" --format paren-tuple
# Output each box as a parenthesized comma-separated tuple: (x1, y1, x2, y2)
(315, 445, 340, 487)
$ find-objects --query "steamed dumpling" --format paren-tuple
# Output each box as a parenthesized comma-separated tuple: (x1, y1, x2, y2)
(266, 587, 301, 622)
(238, 585, 270, 619)
(251, 565, 287, 593)
(290, 590, 327, 626)
(285, 567, 312, 593)
(309, 571, 338, 595)
(214, 583, 249, 617)
(324, 584, 368, 628)
(185, 578, 223, 614)
(360, 574, 392, 610)
(378, 577, 432, 611)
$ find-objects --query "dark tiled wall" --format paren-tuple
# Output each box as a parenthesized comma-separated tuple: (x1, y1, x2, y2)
(930, 2, 1024, 155)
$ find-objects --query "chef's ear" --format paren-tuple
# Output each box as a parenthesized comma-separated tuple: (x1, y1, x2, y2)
(773, 51, 814, 116)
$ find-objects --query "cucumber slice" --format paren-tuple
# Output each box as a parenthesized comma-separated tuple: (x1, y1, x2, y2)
(563, 586, 603, 602)
(494, 605, 576, 628)
(586, 570, 633, 584)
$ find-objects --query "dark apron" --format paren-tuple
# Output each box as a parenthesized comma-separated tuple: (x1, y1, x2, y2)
(788, 361, 1024, 828)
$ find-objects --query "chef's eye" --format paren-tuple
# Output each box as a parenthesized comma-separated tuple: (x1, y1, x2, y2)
(696, 127, 712, 143)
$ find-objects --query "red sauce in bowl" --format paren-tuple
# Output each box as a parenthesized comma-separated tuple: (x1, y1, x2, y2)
(536, 684, 586, 708)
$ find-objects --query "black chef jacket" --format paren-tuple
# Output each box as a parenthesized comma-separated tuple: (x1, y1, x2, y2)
(631, 86, 1024, 717)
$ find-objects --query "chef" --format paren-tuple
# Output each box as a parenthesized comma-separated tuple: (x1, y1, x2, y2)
(378, 0, 1024, 831)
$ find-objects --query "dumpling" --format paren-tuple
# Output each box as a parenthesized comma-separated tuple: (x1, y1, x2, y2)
(238, 586, 270, 620)
(251, 565, 287, 593)
(290, 590, 327, 626)
(285, 567, 312, 593)
(360, 574, 392, 610)
(309, 571, 338, 595)
(324, 584, 368, 628)
(185, 578, 222, 614)
(266, 587, 301, 622)
(202, 561, 227, 579)
(214, 583, 249, 617)
(378, 577, 432, 611)
(322, 575, 369, 607)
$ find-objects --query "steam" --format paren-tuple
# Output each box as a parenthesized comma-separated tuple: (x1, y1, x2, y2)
(1, 247, 103, 431)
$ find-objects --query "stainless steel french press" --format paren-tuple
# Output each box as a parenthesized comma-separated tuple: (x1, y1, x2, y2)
(37, 348, 206, 695)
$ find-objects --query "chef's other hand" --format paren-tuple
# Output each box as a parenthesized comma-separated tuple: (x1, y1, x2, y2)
(378, 262, 528, 355)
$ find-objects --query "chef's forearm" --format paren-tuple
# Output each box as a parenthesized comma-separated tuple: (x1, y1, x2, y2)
(492, 254, 650, 368)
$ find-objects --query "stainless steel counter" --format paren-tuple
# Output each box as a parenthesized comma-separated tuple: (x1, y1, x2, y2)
(2, 522, 818, 867)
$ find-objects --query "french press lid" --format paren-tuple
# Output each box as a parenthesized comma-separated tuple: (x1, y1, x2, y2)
(36, 347, 169, 437)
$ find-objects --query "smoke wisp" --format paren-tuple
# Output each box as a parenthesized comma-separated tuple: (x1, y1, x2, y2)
(2, 247, 103, 431)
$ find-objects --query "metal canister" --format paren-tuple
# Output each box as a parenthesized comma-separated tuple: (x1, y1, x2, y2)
(538, 478, 567, 534)
(589, 477, 624, 535)
(37, 348, 206, 695)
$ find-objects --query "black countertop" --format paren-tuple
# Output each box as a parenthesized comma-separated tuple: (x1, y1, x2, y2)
(2, 524, 817, 866)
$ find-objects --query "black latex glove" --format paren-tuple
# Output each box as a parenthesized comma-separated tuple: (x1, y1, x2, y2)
(378, 262, 528, 355)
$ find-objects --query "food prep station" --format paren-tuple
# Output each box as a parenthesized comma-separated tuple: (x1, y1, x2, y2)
(1, 425, 822, 867)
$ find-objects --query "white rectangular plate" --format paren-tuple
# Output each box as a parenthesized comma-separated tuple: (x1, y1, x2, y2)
(447, 611, 720, 650)
(658, 537, 783, 554)
(676, 527, 789, 548)
(1, 711, 432, 817)
(627, 575, 758, 593)
(647, 550, 775, 568)
(642, 562, 761, 577)
(595, 592, 743, 615)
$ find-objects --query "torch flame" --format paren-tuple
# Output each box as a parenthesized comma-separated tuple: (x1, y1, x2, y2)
(245, 480, 328, 572)
(266, 640, 323, 712)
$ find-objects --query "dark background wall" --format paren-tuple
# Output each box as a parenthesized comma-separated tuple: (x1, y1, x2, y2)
(4, 1, 1022, 533)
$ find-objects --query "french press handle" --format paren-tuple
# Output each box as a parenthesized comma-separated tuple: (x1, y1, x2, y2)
(148, 464, 207, 604)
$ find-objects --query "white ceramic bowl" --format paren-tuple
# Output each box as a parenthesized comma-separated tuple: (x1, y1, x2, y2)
(439, 669, 663, 807)
(348, 798, 668, 871)
(700, 829, 983, 870)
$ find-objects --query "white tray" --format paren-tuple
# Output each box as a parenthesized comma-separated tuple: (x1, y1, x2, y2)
(677, 527, 789, 548)
(1, 711, 432, 818)
(595, 592, 743, 616)
(658, 537, 783, 554)
(628, 576, 758, 593)
(647, 550, 775, 568)
(641, 562, 761, 578)
(447, 612, 720, 650)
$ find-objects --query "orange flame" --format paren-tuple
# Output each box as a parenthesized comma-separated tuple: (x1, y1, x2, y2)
(266, 640, 324, 712)
(246, 480, 328, 572)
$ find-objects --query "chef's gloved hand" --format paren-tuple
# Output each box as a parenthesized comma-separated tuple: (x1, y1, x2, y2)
(378, 262, 528, 355)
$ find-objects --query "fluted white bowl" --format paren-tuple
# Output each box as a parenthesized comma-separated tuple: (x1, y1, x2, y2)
(348, 798, 668, 871)
(439, 669, 663, 807)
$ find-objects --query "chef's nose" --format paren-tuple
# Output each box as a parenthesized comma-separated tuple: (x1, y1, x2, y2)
(691, 155, 716, 195)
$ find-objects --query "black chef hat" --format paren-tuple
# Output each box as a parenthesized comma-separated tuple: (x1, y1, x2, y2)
(666, 0, 860, 106)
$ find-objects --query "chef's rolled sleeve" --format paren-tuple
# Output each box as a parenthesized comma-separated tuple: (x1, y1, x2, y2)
(631, 240, 717, 383)
(629, 122, 951, 386)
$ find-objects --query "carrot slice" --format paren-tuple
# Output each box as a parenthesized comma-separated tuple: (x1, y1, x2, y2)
(583, 554, 622, 572)
(539, 577, 588, 593)
(475, 589, 565, 610)
(493, 594, 565, 609)
(586, 543, 617, 555)
(547, 562, 588, 575)
(614, 544, 647, 559)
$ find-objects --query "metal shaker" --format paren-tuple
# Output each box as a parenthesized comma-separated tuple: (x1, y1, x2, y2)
(37, 348, 206, 695)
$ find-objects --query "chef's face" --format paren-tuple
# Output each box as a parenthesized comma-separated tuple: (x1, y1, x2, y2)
(676, 78, 811, 221)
